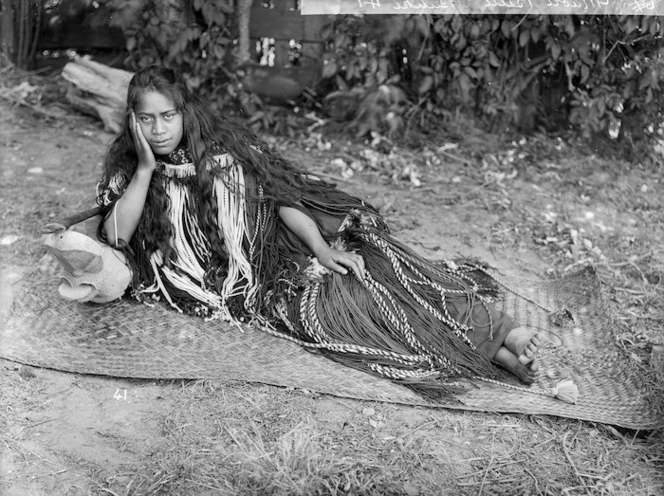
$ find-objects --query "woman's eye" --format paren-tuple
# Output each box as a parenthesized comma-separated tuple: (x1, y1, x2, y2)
(164, 113, 175, 120)
(139, 116, 151, 123)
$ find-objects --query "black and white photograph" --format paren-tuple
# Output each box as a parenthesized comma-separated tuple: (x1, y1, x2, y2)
(1, 1, 663, 494)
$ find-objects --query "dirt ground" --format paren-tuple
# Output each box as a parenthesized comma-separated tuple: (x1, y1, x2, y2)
(1, 78, 663, 496)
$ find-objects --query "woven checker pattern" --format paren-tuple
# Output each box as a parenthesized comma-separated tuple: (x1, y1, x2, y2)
(1, 265, 662, 429)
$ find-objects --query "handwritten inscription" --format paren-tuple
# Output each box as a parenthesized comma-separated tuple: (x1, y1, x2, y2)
(632, 0, 656, 11)
(484, 0, 534, 9)
(543, 0, 611, 10)
(301, 0, 662, 14)
(358, 0, 382, 7)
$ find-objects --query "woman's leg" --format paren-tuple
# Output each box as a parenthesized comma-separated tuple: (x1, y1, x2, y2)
(446, 297, 543, 384)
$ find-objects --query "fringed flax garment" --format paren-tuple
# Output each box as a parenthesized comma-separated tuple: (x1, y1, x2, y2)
(97, 146, 518, 398)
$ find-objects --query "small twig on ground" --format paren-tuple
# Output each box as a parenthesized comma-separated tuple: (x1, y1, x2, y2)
(400, 419, 438, 442)
(613, 287, 647, 295)
(524, 467, 543, 496)
(456, 478, 519, 487)
(438, 149, 474, 167)
(608, 252, 654, 267)
(561, 432, 591, 495)
(478, 454, 495, 496)
(25, 417, 58, 429)
(97, 486, 121, 496)
(456, 459, 525, 479)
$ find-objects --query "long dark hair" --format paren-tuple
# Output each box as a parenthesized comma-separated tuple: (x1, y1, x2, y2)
(97, 65, 312, 272)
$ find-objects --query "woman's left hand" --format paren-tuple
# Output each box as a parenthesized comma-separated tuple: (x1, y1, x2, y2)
(315, 246, 366, 280)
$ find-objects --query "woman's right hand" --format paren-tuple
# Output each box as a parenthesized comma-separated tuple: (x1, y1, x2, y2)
(130, 111, 157, 174)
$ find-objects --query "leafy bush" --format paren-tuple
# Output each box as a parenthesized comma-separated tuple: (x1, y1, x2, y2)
(321, 14, 664, 157)
(98, 5, 664, 155)
(108, 0, 235, 96)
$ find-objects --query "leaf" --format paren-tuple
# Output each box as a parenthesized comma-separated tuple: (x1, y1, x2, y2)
(458, 72, 472, 103)
(187, 26, 202, 41)
(199, 31, 209, 48)
(531, 27, 541, 43)
(501, 20, 511, 38)
(451, 14, 463, 32)
(551, 43, 561, 60)
(322, 60, 338, 79)
(639, 68, 653, 90)
(213, 45, 225, 59)
(335, 75, 349, 91)
(414, 14, 430, 37)
(168, 31, 189, 59)
(519, 29, 530, 47)
(335, 33, 348, 48)
(622, 80, 635, 99)
(563, 17, 575, 38)
(456, 33, 467, 50)
(418, 75, 434, 95)
(488, 51, 500, 68)
(216, 0, 235, 14)
(624, 17, 638, 34)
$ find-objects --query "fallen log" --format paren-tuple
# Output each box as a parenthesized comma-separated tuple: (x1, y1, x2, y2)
(61, 57, 133, 133)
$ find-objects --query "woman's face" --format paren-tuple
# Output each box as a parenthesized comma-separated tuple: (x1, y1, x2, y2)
(134, 91, 184, 155)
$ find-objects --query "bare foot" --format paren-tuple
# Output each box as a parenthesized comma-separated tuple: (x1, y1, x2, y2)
(503, 327, 543, 365)
(494, 346, 540, 384)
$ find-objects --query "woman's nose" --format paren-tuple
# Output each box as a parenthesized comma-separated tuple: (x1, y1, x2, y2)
(152, 119, 165, 134)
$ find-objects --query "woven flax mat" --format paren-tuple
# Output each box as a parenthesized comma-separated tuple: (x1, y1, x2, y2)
(1, 263, 662, 430)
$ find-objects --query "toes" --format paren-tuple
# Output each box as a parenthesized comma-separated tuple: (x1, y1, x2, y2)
(518, 334, 543, 365)
(528, 359, 540, 372)
(518, 352, 533, 365)
(525, 359, 541, 382)
(527, 334, 542, 352)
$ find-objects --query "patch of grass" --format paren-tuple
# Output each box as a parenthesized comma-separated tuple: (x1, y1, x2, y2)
(112, 381, 438, 495)
(0, 365, 61, 491)
(91, 381, 664, 496)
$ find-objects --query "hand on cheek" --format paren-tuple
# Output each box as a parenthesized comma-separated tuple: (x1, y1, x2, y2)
(130, 111, 156, 173)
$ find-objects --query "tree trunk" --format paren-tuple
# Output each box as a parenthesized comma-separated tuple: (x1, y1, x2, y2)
(235, 0, 253, 65)
(62, 58, 133, 133)
(0, 0, 15, 63)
